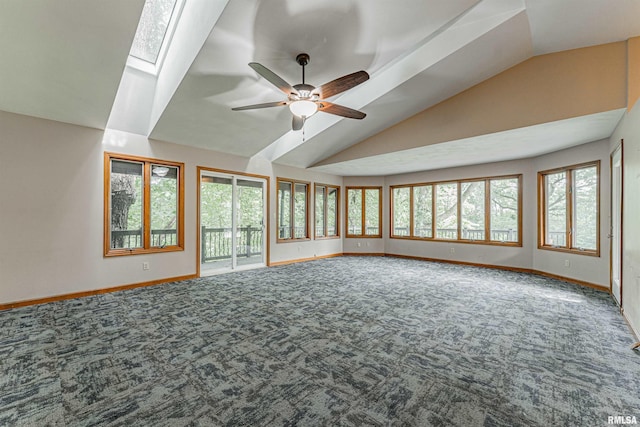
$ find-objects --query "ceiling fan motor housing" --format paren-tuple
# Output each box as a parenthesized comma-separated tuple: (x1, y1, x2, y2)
(296, 53, 310, 67)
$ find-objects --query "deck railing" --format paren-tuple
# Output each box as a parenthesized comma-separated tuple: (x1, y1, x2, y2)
(112, 227, 262, 263)
(201, 226, 263, 262)
(346, 226, 380, 235)
(278, 226, 309, 239)
(113, 224, 540, 261)
(391, 227, 519, 241)
(111, 228, 177, 249)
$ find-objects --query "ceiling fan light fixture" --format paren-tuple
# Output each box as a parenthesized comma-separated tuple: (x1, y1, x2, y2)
(289, 100, 318, 118)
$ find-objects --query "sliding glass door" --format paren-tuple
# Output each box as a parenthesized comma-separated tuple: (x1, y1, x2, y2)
(200, 171, 266, 274)
(236, 179, 265, 268)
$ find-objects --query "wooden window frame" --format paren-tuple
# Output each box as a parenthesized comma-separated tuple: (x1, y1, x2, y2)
(389, 174, 522, 246)
(538, 161, 600, 256)
(104, 152, 185, 257)
(314, 183, 340, 239)
(345, 186, 382, 238)
(276, 177, 311, 243)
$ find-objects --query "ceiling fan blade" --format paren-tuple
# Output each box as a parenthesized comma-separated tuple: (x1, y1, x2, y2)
(318, 101, 366, 119)
(249, 62, 297, 96)
(292, 115, 305, 131)
(313, 71, 369, 99)
(231, 101, 288, 111)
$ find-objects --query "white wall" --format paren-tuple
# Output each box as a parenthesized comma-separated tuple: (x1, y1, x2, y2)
(0, 111, 342, 305)
(610, 101, 640, 337)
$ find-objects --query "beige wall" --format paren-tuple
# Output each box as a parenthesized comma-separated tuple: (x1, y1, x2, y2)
(0, 111, 343, 305)
(318, 41, 627, 167)
(628, 37, 640, 111)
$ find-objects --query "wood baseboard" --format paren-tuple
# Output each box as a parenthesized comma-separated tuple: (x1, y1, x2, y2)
(0, 253, 609, 311)
(384, 253, 608, 291)
(531, 270, 608, 292)
(342, 252, 385, 257)
(0, 274, 197, 311)
(269, 253, 342, 267)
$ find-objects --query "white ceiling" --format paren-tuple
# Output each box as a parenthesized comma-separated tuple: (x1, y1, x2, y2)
(312, 109, 627, 176)
(0, 0, 144, 129)
(2, 0, 640, 176)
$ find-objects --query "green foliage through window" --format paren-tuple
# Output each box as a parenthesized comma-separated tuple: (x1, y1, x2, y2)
(391, 175, 521, 245)
(346, 187, 381, 237)
(315, 185, 339, 238)
(539, 162, 599, 254)
(106, 153, 183, 256)
(277, 179, 309, 240)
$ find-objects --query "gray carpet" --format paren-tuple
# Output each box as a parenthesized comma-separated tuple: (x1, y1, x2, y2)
(1, 256, 639, 426)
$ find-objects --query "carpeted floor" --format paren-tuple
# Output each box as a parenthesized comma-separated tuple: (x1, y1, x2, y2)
(1, 256, 639, 426)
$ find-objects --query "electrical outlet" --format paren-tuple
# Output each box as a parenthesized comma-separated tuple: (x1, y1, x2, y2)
(564, 259, 570, 268)
(450, 247, 455, 254)
(142, 262, 149, 271)
(357, 242, 361, 247)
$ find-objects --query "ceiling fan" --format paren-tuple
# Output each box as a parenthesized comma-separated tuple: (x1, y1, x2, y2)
(232, 53, 369, 131)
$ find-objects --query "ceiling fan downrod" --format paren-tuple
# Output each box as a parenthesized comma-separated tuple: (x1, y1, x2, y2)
(296, 53, 310, 85)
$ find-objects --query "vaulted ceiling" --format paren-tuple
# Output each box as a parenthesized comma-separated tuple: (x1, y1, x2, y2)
(2, 0, 639, 176)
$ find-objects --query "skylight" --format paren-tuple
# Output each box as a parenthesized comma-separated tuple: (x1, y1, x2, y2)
(130, 0, 179, 65)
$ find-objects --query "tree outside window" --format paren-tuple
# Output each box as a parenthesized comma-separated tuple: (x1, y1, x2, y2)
(105, 153, 184, 256)
(392, 187, 410, 237)
(346, 187, 381, 238)
(436, 183, 458, 240)
(315, 184, 340, 238)
(413, 185, 433, 238)
(390, 175, 521, 245)
(539, 162, 599, 255)
(277, 178, 310, 241)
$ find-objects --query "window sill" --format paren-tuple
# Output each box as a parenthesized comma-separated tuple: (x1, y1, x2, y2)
(537, 245, 599, 257)
(390, 236, 522, 247)
(104, 246, 184, 257)
(276, 238, 311, 244)
(315, 235, 340, 240)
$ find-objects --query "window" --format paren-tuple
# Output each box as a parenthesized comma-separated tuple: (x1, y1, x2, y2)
(490, 178, 519, 242)
(105, 153, 184, 256)
(539, 162, 599, 255)
(315, 184, 340, 238)
(128, 0, 184, 73)
(346, 187, 382, 238)
(392, 187, 410, 237)
(390, 175, 521, 245)
(436, 183, 458, 240)
(277, 178, 310, 241)
(413, 185, 432, 238)
(460, 181, 484, 240)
